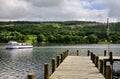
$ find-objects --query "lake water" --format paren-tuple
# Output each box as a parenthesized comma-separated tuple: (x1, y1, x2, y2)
(0, 44, 120, 79)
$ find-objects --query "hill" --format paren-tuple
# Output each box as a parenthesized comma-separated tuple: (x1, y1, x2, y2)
(0, 21, 120, 44)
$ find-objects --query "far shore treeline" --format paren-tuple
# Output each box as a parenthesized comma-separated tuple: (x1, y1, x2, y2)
(0, 21, 120, 45)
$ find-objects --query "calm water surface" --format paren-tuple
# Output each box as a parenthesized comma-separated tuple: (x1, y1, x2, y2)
(0, 44, 120, 79)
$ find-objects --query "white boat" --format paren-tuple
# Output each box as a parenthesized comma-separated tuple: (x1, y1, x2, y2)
(5, 41, 33, 49)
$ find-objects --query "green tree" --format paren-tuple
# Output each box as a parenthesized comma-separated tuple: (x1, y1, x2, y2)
(9, 31, 26, 42)
(87, 34, 99, 43)
(0, 31, 27, 43)
(64, 35, 72, 43)
(48, 35, 56, 43)
(55, 34, 64, 43)
(110, 33, 120, 43)
(37, 34, 46, 43)
(72, 36, 80, 43)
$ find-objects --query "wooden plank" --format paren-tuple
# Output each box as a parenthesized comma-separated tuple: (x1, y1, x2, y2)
(50, 56, 105, 79)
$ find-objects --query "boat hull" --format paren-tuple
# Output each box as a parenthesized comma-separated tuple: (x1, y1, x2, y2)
(5, 41, 33, 49)
(5, 45, 33, 49)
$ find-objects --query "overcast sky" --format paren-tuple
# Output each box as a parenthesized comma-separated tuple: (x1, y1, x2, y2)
(0, 0, 120, 22)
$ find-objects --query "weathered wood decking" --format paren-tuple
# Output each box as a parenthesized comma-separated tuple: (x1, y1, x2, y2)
(50, 56, 105, 79)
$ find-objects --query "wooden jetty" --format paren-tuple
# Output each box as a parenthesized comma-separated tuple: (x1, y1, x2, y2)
(50, 56, 105, 79)
(27, 50, 120, 79)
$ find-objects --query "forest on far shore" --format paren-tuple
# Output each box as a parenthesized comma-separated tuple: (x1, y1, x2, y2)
(0, 21, 120, 45)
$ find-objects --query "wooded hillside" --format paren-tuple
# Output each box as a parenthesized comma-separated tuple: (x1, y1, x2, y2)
(0, 21, 120, 44)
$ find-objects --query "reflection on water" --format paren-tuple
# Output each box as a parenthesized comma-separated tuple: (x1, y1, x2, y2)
(113, 61, 120, 79)
(7, 49, 33, 60)
(0, 48, 33, 79)
(0, 44, 120, 79)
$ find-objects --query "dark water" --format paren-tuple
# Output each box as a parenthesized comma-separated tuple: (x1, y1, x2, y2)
(0, 44, 120, 79)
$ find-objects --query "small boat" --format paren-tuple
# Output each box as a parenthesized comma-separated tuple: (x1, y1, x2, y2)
(5, 41, 33, 49)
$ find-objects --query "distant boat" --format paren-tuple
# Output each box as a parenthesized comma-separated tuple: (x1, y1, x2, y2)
(5, 41, 33, 49)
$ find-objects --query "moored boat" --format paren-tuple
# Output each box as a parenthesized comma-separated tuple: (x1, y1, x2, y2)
(5, 41, 33, 49)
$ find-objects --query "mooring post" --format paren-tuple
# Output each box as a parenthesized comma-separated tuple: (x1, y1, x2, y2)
(91, 53, 94, 63)
(106, 65, 112, 79)
(62, 52, 65, 60)
(56, 55, 60, 67)
(95, 56, 99, 68)
(44, 63, 50, 79)
(66, 50, 69, 56)
(87, 50, 90, 56)
(104, 50, 107, 56)
(92, 54, 94, 63)
(65, 50, 68, 58)
(52, 58, 56, 73)
(93, 54, 96, 64)
(99, 60, 104, 74)
(64, 51, 66, 59)
(76, 50, 79, 56)
(60, 53, 63, 63)
(109, 52, 113, 65)
(27, 73, 35, 79)
(90, 52, 93, 60)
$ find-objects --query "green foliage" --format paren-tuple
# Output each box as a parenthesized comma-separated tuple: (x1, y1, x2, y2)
(0, 21, 120, 44)
(64, 35, 72, 43)
(48, 35, 56, 43)
(0, 31, 27, 42)
(86, 34, 99, 43)
(26, 35, 37, 43)
(110, 33, 120, 43)
(37, 34, 46, 43)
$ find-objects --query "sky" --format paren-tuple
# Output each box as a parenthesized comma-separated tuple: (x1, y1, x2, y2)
(0, 0, 120, 22)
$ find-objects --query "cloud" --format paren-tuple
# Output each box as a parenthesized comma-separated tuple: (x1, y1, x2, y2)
(0, 0, 29, 20)
(106, 0, 120, 19)
(0, 0, 119, 22)
(93, 0, 120, 22)
(24, 0, 64, 7)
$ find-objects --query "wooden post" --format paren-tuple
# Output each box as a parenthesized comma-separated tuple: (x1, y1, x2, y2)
(92, 54, 94, 63)
(63, 51, 67, 60)
(44, 63, 50, 79)
(66, 50, 69, 57)
(52, 58, 56, 73)
(63, 52, 65, 60)
(103, 60, 107, 77)
(90, 52, 93, 60)
(104, 50, 107, 56)
(64, 52, 66, 59)
(109, 52, 113, 65)
(65, 50, 69, 57)
(27, 73, 35, 79)
(95, 56, 99, 68)
(76, 50, 79, 56)
(87, 50, 90, 56)
(93, 54, 95, 64)
(106, 65, 112, 79)
(56, 55, 60, 67)
(66, 50, 69, 56)
(60, 53, 63, 63)
(99, 60, 104, 74)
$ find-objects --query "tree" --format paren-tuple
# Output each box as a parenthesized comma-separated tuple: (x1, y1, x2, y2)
(37, 34, 46, 43)
(72, 36, 80, 43)
(48, 35, 56, 43)
(86, 34, 99, 43)
(9, 31, 26, 42)
(110, 33, 120, 43)
(0, 31, 27, 43)
(54, 34, 64, 43)
(64, 35, 72, 43)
